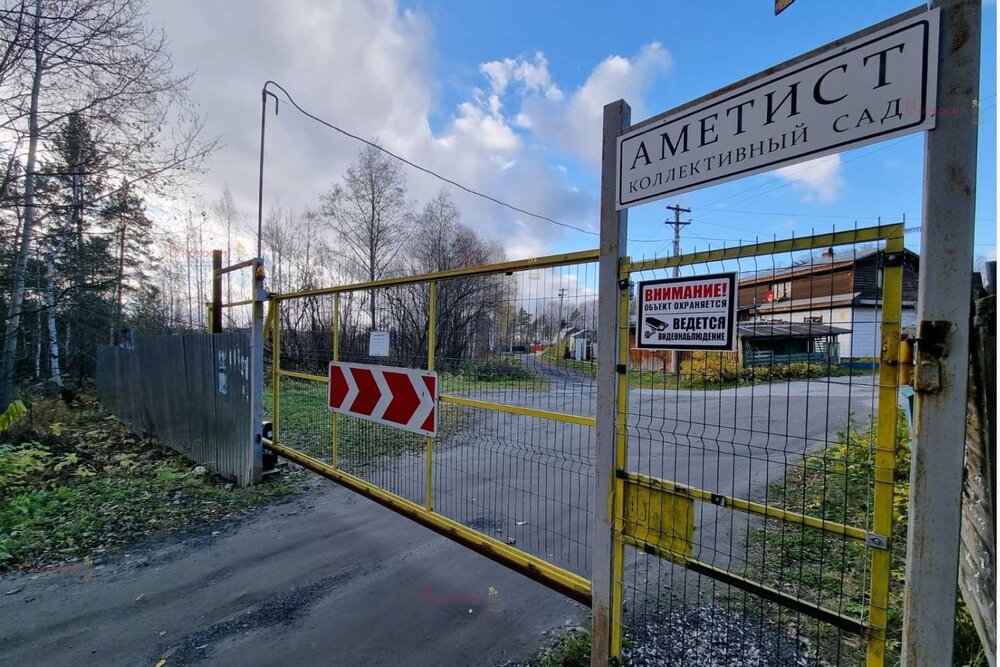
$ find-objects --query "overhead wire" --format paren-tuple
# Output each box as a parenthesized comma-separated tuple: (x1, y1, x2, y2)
(263, 81, 598, 237)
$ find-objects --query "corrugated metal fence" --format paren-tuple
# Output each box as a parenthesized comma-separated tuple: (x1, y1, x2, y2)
(960, 288, 996, 665)
(97, 333, 259, 486)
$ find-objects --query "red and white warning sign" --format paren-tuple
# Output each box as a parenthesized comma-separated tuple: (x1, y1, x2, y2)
(328, 362, 438, 437)
(635, 272, 737, 351)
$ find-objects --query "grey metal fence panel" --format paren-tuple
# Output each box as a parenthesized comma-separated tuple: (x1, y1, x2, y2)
(97, 332, 258, 486)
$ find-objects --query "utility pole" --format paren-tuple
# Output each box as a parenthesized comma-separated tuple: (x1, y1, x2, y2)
(665, 204, 691, 278)
(665, 204, 691, 375)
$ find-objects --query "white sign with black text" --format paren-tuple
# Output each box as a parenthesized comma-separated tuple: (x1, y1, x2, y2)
(617, 8, 939, 209)
(368, 330, 390, 357)
(636, 273, 737, 351)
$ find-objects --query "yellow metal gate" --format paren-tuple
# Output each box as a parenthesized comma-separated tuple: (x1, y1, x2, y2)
(611, 224, 905, 665)
(238, 223, 905, 666)
(261, 250, 600, 605)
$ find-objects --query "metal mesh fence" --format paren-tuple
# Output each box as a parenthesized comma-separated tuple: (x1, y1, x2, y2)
(615, 226, 905, 666)
(260, 226, 905, 665)
(266, 256, 600, 580)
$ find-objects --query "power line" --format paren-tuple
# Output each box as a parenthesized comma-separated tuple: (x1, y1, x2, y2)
(262, 81, 596, 237)
(699, 207, 880, 220)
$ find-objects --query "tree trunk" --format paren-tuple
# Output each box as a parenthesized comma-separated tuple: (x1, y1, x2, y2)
(113, 218, 125, 344)
(185, 219, 193, 327)
(71, 170, 84, 381)
(369, 199, 376, 331)
(46, 257, 63, 387)
(33, 309, 40, 380)
(0, 0, 43, 411)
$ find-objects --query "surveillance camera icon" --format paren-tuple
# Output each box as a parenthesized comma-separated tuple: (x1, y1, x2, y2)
(644, 316, 668, 339)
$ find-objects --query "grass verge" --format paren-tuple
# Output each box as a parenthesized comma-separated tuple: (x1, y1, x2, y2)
(537, 347, 866, 391)
(440, 356, 549, 393)
(746, 409, 986, 665)
(539, 347, 598, 378)
(536, 627, 590, 667)
(0, 394, 305, 573)
(267, 378, 472, 463)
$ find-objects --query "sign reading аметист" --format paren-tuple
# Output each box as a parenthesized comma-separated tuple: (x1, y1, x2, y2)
(616, 8, 939, 209)
(636, 273, 737, 351)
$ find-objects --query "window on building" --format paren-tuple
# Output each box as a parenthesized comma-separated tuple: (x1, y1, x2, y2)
(803, 316, 823, 323)
(771, 281, 791, 300)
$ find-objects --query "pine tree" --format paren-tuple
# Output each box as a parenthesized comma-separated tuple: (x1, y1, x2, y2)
(101, 180, 154, 345)
(38, 112, 109, 385)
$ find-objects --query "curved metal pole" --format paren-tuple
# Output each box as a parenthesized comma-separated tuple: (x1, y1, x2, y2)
(257, 82, 279, 261)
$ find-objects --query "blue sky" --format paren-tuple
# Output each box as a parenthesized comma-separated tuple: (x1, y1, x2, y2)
(413, 0, 997, 262)
(152, 0, 996, 265)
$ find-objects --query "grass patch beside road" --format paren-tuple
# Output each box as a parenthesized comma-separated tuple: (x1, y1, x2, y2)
(746, 409, 986, 665)
(539, 346, 598, 378)
(537, 627, 590, 667)
(0, 394, 303, 573)
(441, 356, 549, 393)
(536, 347, 860, 390)
(268, 378, 471, 464)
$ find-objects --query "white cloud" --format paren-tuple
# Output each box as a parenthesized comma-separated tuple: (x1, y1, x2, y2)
(146, 1, 667, 259)
(775, 154, 845, 204)
(480, 52, 563, 101)
(515, 43, 671, 165)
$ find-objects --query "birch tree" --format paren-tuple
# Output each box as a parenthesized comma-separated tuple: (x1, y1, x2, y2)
(320, 142, 412, 330)
(0, 0, 217, 409)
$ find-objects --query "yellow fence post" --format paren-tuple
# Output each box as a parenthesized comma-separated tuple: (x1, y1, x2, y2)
(425, 281, 436, 511)
(867, 228, 904, 666)
(332, 293, 340, 469)
(609, 267, 630, 661)
(271, 297, 280, 448)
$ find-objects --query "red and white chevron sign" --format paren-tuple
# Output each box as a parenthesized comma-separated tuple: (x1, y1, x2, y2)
(327, 362, 438, 437)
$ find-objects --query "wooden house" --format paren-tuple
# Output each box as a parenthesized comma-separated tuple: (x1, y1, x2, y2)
(737, 246, 919, 359)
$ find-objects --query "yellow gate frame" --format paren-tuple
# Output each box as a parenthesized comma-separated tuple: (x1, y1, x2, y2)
(259, 225, 902, 666)
(262, 250, 599, 606)
(610, 223, 904, 666)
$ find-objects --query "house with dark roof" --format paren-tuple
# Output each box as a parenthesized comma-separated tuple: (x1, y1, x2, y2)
(737, 246, 919, 359)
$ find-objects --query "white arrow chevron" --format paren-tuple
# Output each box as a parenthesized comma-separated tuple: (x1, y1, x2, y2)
(371, 368, 393, 421)
(408, 373, 436, 433)
(341, 364, 359, 410)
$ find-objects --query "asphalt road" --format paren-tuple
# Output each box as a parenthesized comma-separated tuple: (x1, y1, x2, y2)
(0, 482, 584, 667)
(0, 357, 880, 666)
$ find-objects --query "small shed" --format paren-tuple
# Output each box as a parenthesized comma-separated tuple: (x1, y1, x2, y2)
(738, 322, 849, 367)
(561, 328, 596, 361)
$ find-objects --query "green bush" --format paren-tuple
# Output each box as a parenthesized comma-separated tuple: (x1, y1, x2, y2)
(747, 361, 849, 382)
(0, 399, 27, 434)
(460, 357, 534, 381)
(680, 352, 849, 384)
(0, 443, 51, 497)
(680, 351, 742, 381)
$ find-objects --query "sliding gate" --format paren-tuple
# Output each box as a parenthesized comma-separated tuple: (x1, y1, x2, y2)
(262, 251, 600, 605)
(250, 224, 903, 666)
